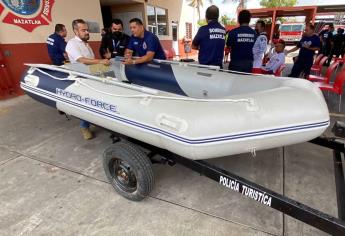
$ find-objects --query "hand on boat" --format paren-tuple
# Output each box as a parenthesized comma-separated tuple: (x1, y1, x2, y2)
(99, 59, 111, 66)
(122, 58, 135, 65)
(104, 48, 112, 59)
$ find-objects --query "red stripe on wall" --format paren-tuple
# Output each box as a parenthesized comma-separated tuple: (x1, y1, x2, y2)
(1, 39, 196, 100)
(0, 41, 101, 99)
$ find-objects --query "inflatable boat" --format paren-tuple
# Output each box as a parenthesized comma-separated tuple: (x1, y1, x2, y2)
(21, 59, 330, 160)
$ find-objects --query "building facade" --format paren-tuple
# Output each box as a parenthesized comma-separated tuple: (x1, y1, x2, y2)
(0, 0, 198, 99)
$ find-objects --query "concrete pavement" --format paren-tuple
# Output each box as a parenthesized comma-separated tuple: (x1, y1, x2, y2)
(0, 86, 342, 236)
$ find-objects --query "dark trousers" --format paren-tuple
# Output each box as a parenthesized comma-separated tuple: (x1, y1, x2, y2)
(324, 46, 333, 66)
(228, 60, 253, 73)
(289, 58, 313, 78)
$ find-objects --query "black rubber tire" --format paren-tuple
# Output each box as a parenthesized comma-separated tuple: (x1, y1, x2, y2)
(103, 140, 154, 201)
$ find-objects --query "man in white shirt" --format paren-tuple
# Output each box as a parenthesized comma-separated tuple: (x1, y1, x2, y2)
(66, 19, 110, 140)
(262, 39, 285, 74)
(252, 20, 268, 72)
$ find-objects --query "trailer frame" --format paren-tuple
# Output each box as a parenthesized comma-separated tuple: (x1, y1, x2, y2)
(104, 135, 345, 235)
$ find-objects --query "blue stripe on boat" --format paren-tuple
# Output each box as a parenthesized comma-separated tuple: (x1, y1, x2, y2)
(125, 62, 187, 96)
(21, 82, 329, 145)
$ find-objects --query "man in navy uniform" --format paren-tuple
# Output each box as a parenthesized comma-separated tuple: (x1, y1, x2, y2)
(332, 28, 345, 59)
(287, 24, 321, 78)
(192, 5, 225, 68)
(226, 10, 257, 73)
(324, 24, 335, 66)
(99, 19, 130, 59)
(123, 18, 166, 65)
(46, 24, 67, 65)
(319, 24, 334, 58)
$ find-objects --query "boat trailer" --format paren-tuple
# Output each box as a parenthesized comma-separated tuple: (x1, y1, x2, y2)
(103, 130, 345, 235)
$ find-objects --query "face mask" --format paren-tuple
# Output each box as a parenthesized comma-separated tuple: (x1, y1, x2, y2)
(113, 31, 122, 38)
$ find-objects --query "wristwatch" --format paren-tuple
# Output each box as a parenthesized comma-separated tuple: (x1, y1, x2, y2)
(132, 60, 136, 65)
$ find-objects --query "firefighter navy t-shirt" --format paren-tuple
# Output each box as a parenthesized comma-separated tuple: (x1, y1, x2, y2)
(192, 20, 226, 66)
(46, 33, 66, 65)
(127, 30, 166, 60)
(226, 26, 256, 62)
(297, 34, 321, 61)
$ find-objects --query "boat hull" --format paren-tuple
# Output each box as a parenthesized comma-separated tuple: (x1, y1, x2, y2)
(21, 63, 330, 160)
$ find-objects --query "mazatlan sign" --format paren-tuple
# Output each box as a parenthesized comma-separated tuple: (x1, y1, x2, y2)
(0, 0, 55, 32)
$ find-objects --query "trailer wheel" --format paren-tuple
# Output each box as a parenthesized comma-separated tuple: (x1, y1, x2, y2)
(103, 141, 154, 201)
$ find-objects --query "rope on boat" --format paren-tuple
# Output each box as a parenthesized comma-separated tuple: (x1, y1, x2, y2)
(31, 67, 256, 105)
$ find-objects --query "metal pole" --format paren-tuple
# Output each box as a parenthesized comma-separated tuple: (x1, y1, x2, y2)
(333, 150, 345, 222)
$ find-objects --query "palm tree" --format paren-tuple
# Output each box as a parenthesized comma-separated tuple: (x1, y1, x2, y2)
(188, 0, 247, 21)
(221, 0, 247, 10)
(188, 0, 205, 20)
(220, 14, 230, 26)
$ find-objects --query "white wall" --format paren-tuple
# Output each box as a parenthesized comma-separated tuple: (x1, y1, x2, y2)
(0, 0, 103, 44)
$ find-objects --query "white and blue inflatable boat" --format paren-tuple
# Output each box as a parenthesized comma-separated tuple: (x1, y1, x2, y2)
(21, 59, 330, 160)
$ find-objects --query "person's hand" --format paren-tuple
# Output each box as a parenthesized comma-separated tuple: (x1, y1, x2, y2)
(124, 52, 132, 60)
(99, 59, 111, 66)
(302, 44, 310, 49)
(122, 58, 135, 65)
(104, 48, 112, 59)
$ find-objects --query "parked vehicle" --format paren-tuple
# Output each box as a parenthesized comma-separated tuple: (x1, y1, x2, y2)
(280, 23, 305, 44)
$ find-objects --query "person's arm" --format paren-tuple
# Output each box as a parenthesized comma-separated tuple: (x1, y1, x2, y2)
(124, 48, 133, 60)
(99, 35, 107, 59)
(99, 36, 112, 59)
(66, 41, 110, 66)
(302, 45, 320, 51)
(124, 37, 135, 60)
(302, 36, 321, 52)
(192, 28, 202, 50)
(123, 51, 155, 65)
(123, 35, 158, 65)
(58, 39, 68, 61)
(225, 31, 232, 48)
(319, 30, 324, 43)
(77, 57, 110, 65)
(270, 54, 285, 73)
(253, 35, 267, 55)
(286, 46, 299, 54)
(330, 34, 334, 49)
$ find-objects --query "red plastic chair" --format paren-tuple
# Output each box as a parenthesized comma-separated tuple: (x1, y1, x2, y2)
(164, 49, 173, 60)
(274, 64, 286, 77)
(169, 48, 180, 60)
(313, 68, 345, 112)
(314, 54, 324, 65)
(224, 47, 230, 63)
(333, 53, 345, 64)
(307, 61, 339, 84)
(310, 56, 328, 76)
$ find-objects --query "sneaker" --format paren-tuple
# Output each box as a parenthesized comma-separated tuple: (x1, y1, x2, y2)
(81, 128, 93, 140)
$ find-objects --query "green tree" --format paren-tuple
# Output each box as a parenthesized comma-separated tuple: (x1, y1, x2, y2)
(260, 0, 297, 8)
(223, 0, 248, 9)
(220, 14, 230, 26)
(197, 19, 208, 27)
(189, 0, 248, 22)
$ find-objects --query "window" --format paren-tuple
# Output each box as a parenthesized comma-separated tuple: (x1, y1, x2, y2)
(280, 25, 292, 32)
(147, 5, 156, 34)
(185, 22, 192, 39)
(291, 24, 303, 31)
(146, 5, 168, 36)
(85, 21, 100, 33)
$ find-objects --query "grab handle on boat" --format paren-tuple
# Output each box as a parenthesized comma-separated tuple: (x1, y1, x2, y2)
(24, 74, 40, 87)
(246, 98, 259, 112)
(156, 114, 188, 133)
